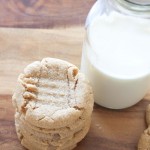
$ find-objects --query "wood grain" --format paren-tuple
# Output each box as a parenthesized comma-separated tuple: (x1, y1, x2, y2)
(0, 0, 96, 28)
(0, 27, 84, 95)
(0, 94, 149, 150)
(0, 27, 150, 150)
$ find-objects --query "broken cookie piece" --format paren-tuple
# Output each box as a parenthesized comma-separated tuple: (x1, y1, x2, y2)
(138, 104, 150, 150)
(12, 58, 94, 150)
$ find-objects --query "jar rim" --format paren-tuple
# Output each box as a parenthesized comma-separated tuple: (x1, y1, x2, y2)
(125, 0, 150, 6)
(110, 0, 150, 17)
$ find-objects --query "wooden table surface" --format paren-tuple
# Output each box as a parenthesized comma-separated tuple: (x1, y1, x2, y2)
(0, 1, 149, 150)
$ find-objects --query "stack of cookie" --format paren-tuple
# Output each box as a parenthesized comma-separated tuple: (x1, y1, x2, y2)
(12, 58, 94, 150)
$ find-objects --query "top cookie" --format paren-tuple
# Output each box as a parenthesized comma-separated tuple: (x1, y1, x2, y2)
(12, 58, 93, 129)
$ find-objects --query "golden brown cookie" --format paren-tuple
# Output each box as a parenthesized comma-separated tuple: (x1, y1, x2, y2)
(138, 104, 150, 150)
(15, 112, 90, 147)
(12, 58, 94, 150)
(15, 117, 91, 149)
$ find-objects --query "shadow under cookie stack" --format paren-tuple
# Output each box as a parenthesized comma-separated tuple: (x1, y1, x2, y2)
(12, 58, 93, 150)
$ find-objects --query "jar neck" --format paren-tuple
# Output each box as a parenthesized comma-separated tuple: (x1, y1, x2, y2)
(109, 0, 150, 17)
(126, 0, 150, 5)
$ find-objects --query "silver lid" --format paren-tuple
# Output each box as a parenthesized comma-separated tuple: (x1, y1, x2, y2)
(126, 0, 150, 5)
(115, 0, 150, 14)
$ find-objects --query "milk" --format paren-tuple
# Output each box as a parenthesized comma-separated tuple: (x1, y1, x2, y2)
(81, 12, 150, 109)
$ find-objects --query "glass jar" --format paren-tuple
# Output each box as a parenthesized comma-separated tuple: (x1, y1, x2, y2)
(81, 0, 150, 109)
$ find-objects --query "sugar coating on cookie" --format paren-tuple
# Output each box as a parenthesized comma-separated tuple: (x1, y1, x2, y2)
(12, 58, 94, 150)
(13, 58, 93, 129)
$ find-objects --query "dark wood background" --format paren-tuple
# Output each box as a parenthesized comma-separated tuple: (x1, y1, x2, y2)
(0, 0, 95, 28)
(0, 0, 149, 150)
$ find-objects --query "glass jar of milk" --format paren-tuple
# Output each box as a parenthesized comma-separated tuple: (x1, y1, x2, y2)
(81, 0, 150, 109)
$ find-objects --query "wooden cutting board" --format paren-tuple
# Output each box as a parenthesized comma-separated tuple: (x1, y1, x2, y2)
(0, 27, 149, 150)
